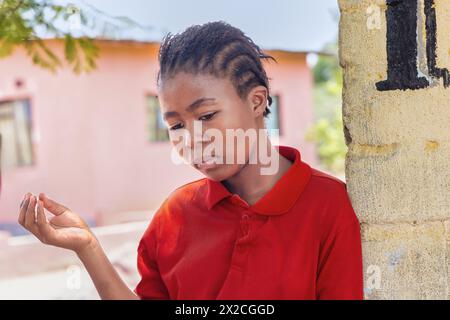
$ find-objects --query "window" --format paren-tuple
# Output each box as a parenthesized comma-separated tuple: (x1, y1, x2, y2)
(146, 95, 169, 142)
(265, 95, 281, 136)
(0, 99, 34, 168)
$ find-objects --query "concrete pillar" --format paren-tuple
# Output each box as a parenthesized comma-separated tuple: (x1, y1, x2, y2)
(339, 0, 450, 299)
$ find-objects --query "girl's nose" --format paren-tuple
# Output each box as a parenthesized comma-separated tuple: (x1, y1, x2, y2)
(183, 121, 209, 149)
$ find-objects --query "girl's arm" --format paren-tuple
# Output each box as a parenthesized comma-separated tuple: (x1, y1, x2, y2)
(18, 192, 139, 300)
(315, 189, 364, 300)
(77, 239, 139, 300)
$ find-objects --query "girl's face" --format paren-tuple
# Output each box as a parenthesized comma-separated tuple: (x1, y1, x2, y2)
(157, 72, 268, 181)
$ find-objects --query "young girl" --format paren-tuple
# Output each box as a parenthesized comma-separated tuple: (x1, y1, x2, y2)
(18, 21, 363, 300)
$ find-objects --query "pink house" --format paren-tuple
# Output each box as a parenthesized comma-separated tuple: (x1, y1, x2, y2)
(0, 39, 316, 235)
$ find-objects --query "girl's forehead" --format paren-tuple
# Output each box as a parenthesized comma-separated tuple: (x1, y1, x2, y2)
(158, 72, 235, 102)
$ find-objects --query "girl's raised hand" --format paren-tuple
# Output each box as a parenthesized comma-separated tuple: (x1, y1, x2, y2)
(18, 193, 96, 254)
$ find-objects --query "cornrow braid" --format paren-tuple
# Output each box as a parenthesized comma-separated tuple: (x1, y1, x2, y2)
(157, 21, 277, 117)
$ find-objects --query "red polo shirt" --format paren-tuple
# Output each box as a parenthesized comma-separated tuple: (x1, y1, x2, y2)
(134, 146, 363, 300)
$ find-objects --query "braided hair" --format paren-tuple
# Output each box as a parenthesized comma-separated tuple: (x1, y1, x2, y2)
(156, 21, 277, 117)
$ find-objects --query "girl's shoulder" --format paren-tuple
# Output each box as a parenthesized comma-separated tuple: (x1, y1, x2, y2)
(306, 167, 359, 234)
(309, 167, 346, 186)
(306, 167, 348, 197)
(146, 178, 209, 237)
(167, 177, 208, 203)
(154, 178, 209, 216)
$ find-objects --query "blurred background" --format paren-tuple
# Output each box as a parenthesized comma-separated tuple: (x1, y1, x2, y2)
(0, 0, 344, 299)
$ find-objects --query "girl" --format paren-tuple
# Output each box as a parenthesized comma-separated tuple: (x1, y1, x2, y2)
(18, 21, 363, 300)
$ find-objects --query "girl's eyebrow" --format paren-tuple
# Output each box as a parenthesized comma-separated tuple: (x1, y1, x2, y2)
(163, 97, 216, 120)
(186, 97, 216, 112)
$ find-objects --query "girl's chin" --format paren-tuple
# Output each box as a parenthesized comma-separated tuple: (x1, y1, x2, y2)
(194, 162, 221, 171)
(197, 164, 242, 181)
(197, 167, 226, 181)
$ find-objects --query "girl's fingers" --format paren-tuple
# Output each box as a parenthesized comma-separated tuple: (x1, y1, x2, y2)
(36, 200, 55, 244)
(18, 193, 31, 226)
(24, 195, 39, 236)
(38, 193, 68, 216)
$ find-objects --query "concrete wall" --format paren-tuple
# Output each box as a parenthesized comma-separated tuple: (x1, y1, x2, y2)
(339, 0, 450, 299)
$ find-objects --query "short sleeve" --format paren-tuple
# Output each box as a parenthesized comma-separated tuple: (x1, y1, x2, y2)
(315, 187, 364, 300)
(134, 213, 170, 299)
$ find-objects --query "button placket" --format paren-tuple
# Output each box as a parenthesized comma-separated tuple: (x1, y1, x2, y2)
(232, 214, 250, 269)
(231, 211, 261, 270)
(240, 213, 250, 236)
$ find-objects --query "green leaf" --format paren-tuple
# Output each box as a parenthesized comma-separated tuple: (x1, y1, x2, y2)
(0, 38, 14, 57)
(64, 34, 75, 61)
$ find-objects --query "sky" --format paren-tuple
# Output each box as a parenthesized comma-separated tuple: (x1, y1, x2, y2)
(62, 0, 340, 53)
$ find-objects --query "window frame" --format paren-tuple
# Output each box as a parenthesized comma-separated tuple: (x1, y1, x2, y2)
(145, 93, 169, 143)
(266, 93, 282, 137)
(0, 96, 35, 169)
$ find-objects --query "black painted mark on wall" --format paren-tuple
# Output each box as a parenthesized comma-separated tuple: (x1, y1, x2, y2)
(424, 0, 450, 87)
(376, 0, 429, 91)
(376, 0, 449, 91)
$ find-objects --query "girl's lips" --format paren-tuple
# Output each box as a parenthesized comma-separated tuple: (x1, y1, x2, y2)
(195, 162, 218, 170)
(193, 156, 221, 170)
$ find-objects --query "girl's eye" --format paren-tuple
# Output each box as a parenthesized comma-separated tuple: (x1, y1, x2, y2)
(198, 112, 217, 121)
(169, 123, 184, 131)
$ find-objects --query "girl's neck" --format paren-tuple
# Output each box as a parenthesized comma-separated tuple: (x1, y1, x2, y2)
(222, 141, 293, 206)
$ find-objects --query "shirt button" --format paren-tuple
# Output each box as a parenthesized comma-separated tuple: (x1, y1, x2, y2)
(240, 214, 250, 235)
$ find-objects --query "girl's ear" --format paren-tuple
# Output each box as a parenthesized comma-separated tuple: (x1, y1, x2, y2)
(248, 86, 269, 118)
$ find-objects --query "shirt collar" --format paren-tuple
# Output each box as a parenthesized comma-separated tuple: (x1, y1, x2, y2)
(205, 145, 312, 216)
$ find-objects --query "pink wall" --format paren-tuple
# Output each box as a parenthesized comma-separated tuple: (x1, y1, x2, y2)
(0, 40, 316, 229)
(265, 51, 316, 159)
